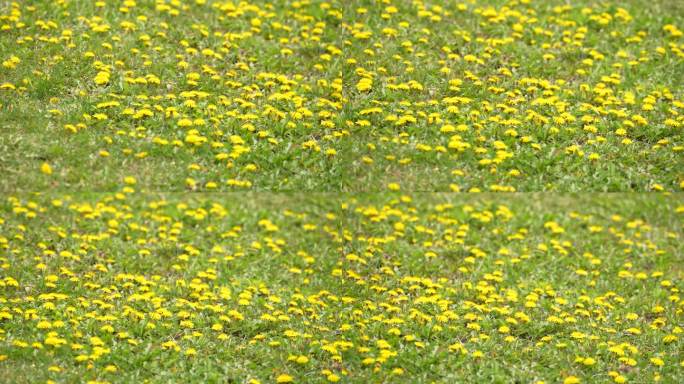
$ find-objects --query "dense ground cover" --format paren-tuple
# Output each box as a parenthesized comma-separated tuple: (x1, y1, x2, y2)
(0, 192, 682, 383)
(0, 0, 682, 191)
(1, 1, 683, 383)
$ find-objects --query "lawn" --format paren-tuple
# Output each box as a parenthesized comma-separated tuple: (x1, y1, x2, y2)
(0, 192, 683, 383)
(1, 1, 684, 383)
(0, 0, 682, 192)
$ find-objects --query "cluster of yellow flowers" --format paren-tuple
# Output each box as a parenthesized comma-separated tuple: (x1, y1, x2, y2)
(1, 0, 682, 190)
(0, 191, 682, 382)
(345, 1, 683, 191)
(1, 0, 683, 382)
(2, 0, 345, 189)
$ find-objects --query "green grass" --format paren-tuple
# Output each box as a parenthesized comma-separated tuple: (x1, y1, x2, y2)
(344, 0, 684, 192)
(0, 0, 682, 192)
(0, 192, 683, 383)
(1, 1, 684, 382)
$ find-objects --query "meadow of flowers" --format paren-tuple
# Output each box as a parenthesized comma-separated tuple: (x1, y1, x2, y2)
(1, 0, 683, 383)
(0, 0, 682, 191)
(1, 192, 683, 383)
